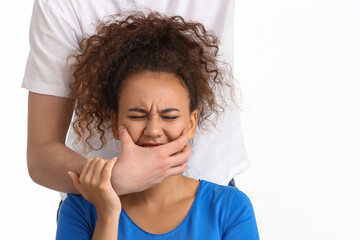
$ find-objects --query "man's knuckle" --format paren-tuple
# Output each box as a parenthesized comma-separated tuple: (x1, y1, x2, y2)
(180, 163, 187, 171)
(158, 149, 167, 159)
(84, 176, 91, 183)
(160, 161, 169, 172)
(98, 183, 107, 191)
(156, 175, 165, 184)
(91, 179, 97, 186)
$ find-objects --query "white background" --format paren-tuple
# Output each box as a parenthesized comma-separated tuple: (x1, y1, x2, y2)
(1, 0, 359, 239)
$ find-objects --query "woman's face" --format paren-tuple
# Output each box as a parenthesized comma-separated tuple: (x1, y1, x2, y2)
(111, 71, 197, 146)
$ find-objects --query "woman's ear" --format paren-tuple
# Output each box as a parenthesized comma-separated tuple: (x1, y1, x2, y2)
(188, 110, 197, 139)
(111, 111, 120, 140)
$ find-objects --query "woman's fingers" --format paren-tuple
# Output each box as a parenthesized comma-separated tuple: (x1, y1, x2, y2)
(101, 158, 117, 183)
(70, 157, 120, 213)
(76, 157, 116, 189)
(93, 158, 106, 184)
(68, 171, 82, 193)
(79, 158, 94, 184)
(84, 158, 98, 184)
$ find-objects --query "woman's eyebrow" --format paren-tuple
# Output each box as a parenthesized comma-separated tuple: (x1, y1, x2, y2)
(128, 108, 147, 113)
(128, 108, 179, 113)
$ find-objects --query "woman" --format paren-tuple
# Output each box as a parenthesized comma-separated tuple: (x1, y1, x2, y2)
(56, 11, 259, 239)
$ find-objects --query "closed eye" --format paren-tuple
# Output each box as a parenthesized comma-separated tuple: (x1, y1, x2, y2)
(162, 116, 178, 119)
(128, 116, 179, 119)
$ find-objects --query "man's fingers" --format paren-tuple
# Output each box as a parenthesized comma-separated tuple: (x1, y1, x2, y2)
(118, 126, 134, 147)
(165, 160, 188, 177)
(166, 143, 191, 168)
(159, 129, 188, 157)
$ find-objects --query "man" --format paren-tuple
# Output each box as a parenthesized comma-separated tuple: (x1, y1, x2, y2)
(23, 0, 249, 201)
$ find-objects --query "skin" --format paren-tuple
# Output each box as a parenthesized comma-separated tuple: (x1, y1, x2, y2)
(69, 71, 199, 238)
(27, 90, 191, 196)
(112, 71, 198, 206)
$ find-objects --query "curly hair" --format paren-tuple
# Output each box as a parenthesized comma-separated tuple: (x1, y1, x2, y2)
(70, 10, 236, 151)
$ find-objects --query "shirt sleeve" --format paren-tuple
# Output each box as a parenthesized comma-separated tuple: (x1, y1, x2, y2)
(22, 0, 81, 98)
(56, 194, 94, 240)
(222, 189, 260, 240)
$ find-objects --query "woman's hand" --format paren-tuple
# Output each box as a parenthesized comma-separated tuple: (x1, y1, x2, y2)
(68, 157, 122, 218)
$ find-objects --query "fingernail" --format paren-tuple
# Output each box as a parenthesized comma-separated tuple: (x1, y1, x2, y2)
(67, 171, 72, 175)
(118, 126, 125, 133)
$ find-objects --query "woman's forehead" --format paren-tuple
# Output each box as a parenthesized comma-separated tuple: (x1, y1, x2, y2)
(118, 71, 190, 110)
(122, 71, 185, 88)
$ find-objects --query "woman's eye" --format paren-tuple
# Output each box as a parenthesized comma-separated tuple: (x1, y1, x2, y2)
(128, 116, 178, 119)
(162, 116, 178, 119)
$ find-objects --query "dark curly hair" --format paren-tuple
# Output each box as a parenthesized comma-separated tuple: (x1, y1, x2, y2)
(70, 10, 236, 151)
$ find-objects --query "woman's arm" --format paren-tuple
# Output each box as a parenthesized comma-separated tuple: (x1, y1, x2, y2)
(69, 157, 122, 240)
(92, 214, 120, 240)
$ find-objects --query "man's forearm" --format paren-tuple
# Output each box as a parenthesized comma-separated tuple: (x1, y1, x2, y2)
(27, 141, 85, 193)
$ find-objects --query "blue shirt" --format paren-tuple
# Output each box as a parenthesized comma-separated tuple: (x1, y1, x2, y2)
(56, 179, 259, 239)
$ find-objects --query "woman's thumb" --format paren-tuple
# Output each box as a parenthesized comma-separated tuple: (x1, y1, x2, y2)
(68, 171, 81, 192)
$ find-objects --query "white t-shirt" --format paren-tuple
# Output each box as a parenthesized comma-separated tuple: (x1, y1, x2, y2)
(22, 0, 249, 185)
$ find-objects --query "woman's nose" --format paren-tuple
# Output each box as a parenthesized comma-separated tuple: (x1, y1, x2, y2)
(143, 117, 163, 137)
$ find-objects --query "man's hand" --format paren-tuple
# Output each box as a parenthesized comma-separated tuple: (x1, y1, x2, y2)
(111, 126, 191, 195)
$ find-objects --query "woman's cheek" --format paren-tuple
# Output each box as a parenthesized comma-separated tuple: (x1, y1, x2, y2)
(118, 119, 144, 143)
(129, 125, 145, 143)
(163, 120, 188, 140)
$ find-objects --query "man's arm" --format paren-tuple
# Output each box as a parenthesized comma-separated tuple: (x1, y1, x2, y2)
(26, 92, 192, 195)
(27, 91, 82, 193)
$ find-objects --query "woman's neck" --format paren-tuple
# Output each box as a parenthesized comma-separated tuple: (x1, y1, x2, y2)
(121, 175, 197, 209)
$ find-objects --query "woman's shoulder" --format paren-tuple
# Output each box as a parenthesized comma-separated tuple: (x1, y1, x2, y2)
(198, 180, 259, 238)
(61, 193, 97, 216)
(64, 193, 88, 204)
(199, 179, 251, 202)
(198, 179, 255, 222)
(57, 194, 97, 238)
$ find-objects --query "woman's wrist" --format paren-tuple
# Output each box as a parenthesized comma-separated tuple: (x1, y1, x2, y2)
(93, 212, 121, 240)
(96, 208, 122, 221)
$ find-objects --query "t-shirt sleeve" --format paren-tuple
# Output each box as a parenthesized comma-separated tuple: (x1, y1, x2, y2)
(22, 0, 81, 98)
(56, 194, 94, 240)
(222, 189, 260, 240)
